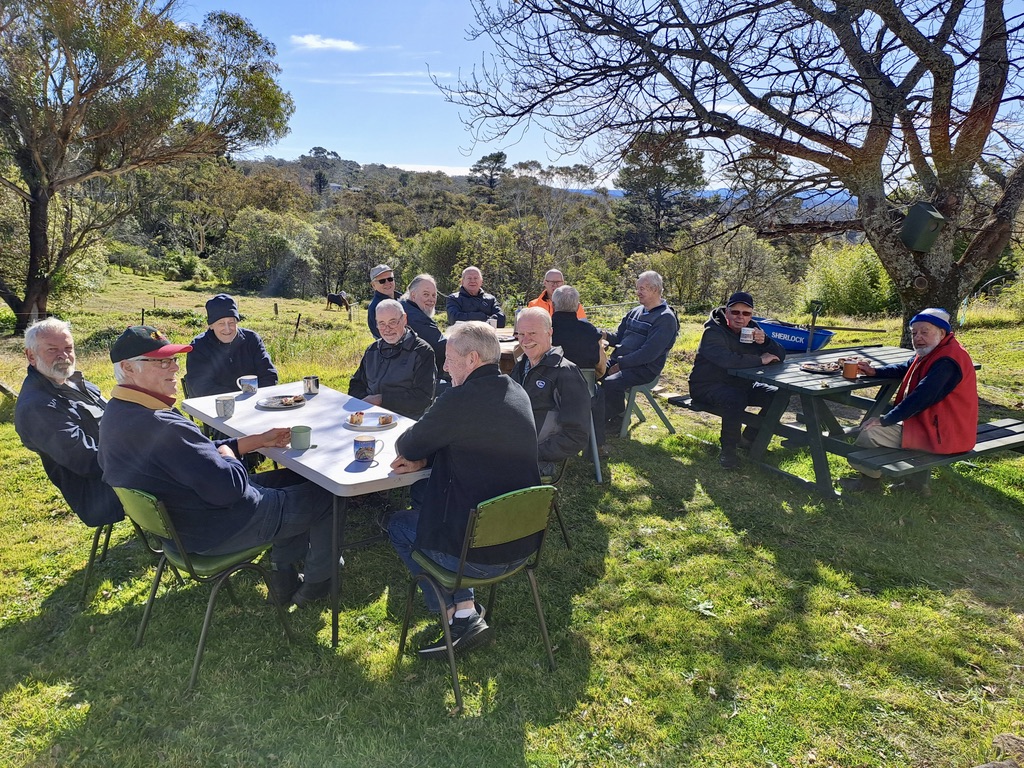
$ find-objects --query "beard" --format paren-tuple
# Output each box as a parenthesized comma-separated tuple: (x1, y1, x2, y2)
(914, 344, 938, 358)
(36, 358, 75, 382)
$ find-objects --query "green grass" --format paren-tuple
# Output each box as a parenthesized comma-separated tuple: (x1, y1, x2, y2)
(1, 272, 1023, 767)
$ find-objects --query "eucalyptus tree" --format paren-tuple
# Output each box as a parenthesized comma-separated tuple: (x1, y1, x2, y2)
(0, 0, 293, 332)
(444, 0, 1024, 325)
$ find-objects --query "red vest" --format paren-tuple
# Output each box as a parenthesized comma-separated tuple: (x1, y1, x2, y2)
(894, 333, 977, 453)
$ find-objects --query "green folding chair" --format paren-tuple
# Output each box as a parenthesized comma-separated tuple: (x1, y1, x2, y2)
(620, 376, 677, 438)
(112, 487, 294, 692)
(395, 485, 558, 712)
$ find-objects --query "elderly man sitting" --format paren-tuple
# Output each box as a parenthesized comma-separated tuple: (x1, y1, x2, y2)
(600, 270, 678, 427)
(511, 307, 591, 476)
(843, 307, 978, 494)
(185, 294, 277, 397)
(99, 326, 334, 608)
(400, 274, 446, 376)
(349, 299, 437, 419)
(15, 318, 123, 528)
(527, 269, 586, 318)
(446, 266, 506, 328)
(388, 321, 540, 657)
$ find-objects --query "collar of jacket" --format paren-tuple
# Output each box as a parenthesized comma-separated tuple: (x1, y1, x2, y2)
(110, 384, 175, 410)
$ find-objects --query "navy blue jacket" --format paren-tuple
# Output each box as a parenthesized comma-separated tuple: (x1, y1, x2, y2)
(367, 290, 397, 338)
(551, 311, 603, 369)
(99, 387, 257, 553)
(511, 347, 591, 463)
(606, 301, 679, 379)
(446, 288, 506, 327)
(401, 298, 446, 372)
(396, 365, 539, 563)
(185, 327, 277, 397)
(15, 366, 123, 527)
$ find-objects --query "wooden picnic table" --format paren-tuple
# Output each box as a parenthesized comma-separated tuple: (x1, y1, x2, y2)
(728, 344, 917, 497)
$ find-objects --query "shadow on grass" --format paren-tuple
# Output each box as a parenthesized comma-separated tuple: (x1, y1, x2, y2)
(1, 488, 602, 767)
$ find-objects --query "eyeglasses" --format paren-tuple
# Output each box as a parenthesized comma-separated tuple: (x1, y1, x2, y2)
(376, 276, 395, 284)
(376, 319, 404, 331)
(138, 357, 181, 369)
(728, 310, 753, 317)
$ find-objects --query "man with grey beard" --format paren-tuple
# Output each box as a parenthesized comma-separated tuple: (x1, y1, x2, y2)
(14, 318, 123, 527)
(842, 307, 978, 494)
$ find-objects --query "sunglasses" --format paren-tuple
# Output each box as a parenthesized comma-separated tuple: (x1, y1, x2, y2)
(729, 310, 753, 317)
(376, 276, 395, 284)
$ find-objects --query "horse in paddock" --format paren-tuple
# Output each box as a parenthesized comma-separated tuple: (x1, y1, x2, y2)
(326, 292, 350, 312)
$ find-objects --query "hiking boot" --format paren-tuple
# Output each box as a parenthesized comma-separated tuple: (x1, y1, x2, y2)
(891, 473, 932, 497)
(838, 475, 882, 494)
(718, 450, 740, 470)
(418, 613, 493, 659)
(291, 577, 330, 608)
(266, 566, 298, 605)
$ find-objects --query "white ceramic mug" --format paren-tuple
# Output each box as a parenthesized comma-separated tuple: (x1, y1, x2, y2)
(487, 317, 498, 328)
(739, 327, 755, 344)
(236, 375, 258, 394)
(353, 436, 383, 462)
(214, 395, 235, 418)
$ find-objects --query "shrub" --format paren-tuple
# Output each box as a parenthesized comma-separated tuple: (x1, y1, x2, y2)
(802, 242, 900, 316)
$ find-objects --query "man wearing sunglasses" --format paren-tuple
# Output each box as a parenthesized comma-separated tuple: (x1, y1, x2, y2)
(689, 291, 786, 469)
(368, 264, 399, 339)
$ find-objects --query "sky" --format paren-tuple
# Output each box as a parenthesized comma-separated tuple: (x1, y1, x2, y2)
(181, 0, 575, 176)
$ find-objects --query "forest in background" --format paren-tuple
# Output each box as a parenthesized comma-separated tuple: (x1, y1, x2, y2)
(2, 143, 1021, 325)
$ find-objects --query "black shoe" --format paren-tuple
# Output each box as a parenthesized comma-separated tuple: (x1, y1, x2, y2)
(418, 613, 493, 659)
(266, 567, 298, 605)
(375, 508, 394, 535)
(838, 476, 882, 494)
(719, 450, 740, 470)
(291, 577, 330, 607)
(891, 474, 932, 497)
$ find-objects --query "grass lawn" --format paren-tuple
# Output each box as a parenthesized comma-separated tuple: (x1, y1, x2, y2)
(1, 272, 1023, 767)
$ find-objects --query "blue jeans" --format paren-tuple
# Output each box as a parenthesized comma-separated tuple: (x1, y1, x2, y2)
(388, 508, 526, 613)
(197, 469, 335, 582)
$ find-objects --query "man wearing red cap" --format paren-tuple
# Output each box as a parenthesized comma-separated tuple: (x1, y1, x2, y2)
(843, 308, 978, 494)
(99, 326, 334, 607)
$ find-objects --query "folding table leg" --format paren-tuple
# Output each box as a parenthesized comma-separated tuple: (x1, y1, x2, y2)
(331, 495, 349, 649)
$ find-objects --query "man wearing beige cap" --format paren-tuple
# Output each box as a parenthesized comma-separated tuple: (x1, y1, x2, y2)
(368, 264, 397, 338)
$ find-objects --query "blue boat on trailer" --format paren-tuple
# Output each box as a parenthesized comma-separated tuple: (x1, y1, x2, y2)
(754, 317, 835, 352)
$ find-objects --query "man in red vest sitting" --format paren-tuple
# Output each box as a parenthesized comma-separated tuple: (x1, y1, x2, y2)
(842, 307, 977, 495)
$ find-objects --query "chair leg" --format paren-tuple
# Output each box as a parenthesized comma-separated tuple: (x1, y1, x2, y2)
(619, 387, 640, 438)
(642, 391, 676, 435)
(552, 496, 572, 549)
(188, 572, 231, 692)
(395, 580, 419, 665)
(485, 583, 498, 625)
(136, 556, 168, 647)
(413, 575, 463, 712)
(259, 566, 295, 645)
(588, 413, 603, 484)
(81, 524, 108, 603)
(526, 568, 556, 671)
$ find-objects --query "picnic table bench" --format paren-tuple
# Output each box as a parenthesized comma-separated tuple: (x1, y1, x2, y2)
(846, 418, 1024, 479)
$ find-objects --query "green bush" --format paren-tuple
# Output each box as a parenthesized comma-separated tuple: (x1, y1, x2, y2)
(803, 242, 900, 316)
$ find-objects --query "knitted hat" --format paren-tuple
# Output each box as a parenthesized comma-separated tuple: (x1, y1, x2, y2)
(726, 291, 755, 308)
(206, 294, 240, 324)
(369, 264, 393, 281)
(909, 307, 951, 333)
(110, 326, 192, 362)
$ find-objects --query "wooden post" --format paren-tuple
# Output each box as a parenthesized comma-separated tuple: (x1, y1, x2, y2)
(293, 314, 301, 340)
(274, 302, 279, 316)
(141, 309, 145, 325)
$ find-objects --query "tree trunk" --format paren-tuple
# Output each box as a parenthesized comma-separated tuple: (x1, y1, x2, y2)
(14, 192, 52, 336)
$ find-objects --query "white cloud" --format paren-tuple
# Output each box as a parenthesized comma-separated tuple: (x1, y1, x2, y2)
(290, 34, 364, 52)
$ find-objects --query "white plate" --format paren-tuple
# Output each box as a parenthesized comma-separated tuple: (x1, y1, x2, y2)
(343, 419, 399, 432)
(256, 395, 306, 410)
